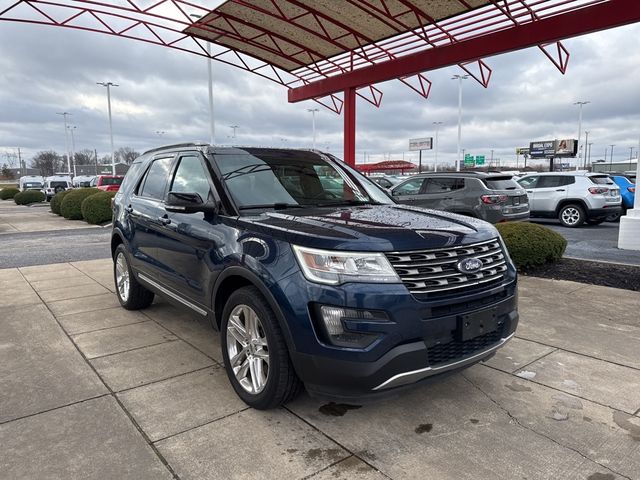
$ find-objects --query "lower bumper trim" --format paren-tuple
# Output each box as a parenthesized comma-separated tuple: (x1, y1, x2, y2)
(373, 332, 515, 390)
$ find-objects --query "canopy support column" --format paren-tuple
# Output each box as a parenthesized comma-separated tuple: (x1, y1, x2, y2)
(343, 87, 356, 166)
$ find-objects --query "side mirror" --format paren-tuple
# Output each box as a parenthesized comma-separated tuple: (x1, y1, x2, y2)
(391, 189, 400, 196)
(166, 191, 217, 215)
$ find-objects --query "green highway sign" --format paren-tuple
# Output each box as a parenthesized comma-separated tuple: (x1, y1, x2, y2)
(476, 155, 485, 165)
(464, 154, 474, 166)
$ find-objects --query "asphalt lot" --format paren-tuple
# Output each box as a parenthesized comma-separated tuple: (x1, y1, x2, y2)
(1, 260, 639, 479)
(532, 219, 640, 266)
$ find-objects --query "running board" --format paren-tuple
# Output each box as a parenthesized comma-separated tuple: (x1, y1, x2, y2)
(138, 273, 208, 317)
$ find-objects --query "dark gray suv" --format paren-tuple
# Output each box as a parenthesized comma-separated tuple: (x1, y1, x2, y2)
(390, 172, 529, 223)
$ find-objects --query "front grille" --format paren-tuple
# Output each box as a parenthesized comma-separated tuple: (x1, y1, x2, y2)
(386, 238, 507, 296)
(427, 328, 503, 366)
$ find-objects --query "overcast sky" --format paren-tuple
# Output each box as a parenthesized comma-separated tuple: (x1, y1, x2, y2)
(1, 17, 639, 170)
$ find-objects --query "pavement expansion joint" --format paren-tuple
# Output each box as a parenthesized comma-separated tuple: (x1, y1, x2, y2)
(460, 372, 632, 480)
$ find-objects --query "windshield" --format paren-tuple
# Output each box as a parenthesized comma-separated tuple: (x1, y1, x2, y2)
(215, 150, 392, 211)
(49, 181, 68, 188)
(100, 177, 123, 186)
(24, 182, 42, 188)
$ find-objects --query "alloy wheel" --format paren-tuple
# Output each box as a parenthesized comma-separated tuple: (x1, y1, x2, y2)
(226, 304, 270, 394)
(115, 252, 130, 302)
(561, 207, 581, 226)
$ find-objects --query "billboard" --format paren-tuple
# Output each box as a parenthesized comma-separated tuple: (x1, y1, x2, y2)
(409, 137, 433, 151)
(529, 139, 577, 158)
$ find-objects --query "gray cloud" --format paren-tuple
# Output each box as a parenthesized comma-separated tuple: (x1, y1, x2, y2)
(1, 19, 639, 170)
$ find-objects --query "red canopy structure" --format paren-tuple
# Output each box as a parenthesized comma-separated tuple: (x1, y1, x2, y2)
(356, 160, 416, 174)
(2, 0, 640, 165)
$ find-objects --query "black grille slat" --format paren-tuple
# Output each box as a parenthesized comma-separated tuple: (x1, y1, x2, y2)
(386, 239, 507, 296)
(427, 329, 503, 366)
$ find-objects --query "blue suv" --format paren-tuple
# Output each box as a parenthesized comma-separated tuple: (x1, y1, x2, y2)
(111, 144, 518, 409)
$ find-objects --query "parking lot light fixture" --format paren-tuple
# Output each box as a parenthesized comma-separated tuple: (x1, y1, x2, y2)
(609, 144, 615, 168)
(67, 125, 77, 176)
(97, 82, 119, 175)
(190, 13, 215, 146)
(452, 75, 469, 172)
(433, 121, 443, 172)
(574, 101, 590, 169)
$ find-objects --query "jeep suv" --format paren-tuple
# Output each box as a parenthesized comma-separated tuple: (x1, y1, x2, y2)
(390, 172, 529, 223)
(517, 172, 621, 227)
(111, 144, 518, 409)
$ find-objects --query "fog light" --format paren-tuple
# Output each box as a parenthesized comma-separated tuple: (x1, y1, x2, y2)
(316, 305, 388, 348)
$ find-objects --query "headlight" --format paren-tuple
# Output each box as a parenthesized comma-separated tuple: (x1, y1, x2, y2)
(293, 245, 401, 285)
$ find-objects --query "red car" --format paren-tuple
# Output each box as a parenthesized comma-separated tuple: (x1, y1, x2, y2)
(91, 175, 124, 192)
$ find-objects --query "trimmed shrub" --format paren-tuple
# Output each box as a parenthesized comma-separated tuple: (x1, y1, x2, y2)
(0, 187, 20, 200)
(14, 190, 45, 205)
(81, 191, 116, 224)
(496, 222, 567, 269)
(60, 188, 100, 220)
(50, 190, 70, 215)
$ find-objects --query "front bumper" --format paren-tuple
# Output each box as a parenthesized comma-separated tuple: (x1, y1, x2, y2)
(280, 274, 519, 399)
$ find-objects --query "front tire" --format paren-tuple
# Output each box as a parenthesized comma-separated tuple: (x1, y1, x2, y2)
(221, 286, 302, 409)
(113, 244, 154, 310)
(558, 204, 585, 228)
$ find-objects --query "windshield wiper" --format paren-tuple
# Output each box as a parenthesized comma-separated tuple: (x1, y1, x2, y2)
(238, 203, 307, 211)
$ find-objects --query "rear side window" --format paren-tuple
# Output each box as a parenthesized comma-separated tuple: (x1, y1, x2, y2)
(424, 178, 464, 193)
(518, 176, 538, 188)
(394, 178, 426, 195)
(139, 157, 174, 200)
(589, 175, 614, 185)
(536, 176, 565, 188)
(483, 177, 519, 190)
(119, 162, 143, 193)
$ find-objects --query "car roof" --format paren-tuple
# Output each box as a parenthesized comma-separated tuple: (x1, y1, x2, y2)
(520, 172, 605, 177)
(408, 172, 513, 179)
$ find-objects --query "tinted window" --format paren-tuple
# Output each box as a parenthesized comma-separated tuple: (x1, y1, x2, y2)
(589, 175, 614, 185)
(536, 176, 565, 188)
(119, 163, 142, 193)
(424, 178, 464, 194)
(139, 157, 173, 200)
(373, 178, 392, 188)
(50, 181, 67, 188)
(394, 178, 425, 195)
(100, 177, 123, 186)
(483, 177, 519, 190)
(170, 155, 211, 201)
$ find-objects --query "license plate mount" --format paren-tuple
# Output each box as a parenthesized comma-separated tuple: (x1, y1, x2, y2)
(457, 309, 498, 341)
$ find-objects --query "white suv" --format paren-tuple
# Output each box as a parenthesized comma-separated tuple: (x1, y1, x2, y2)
(517, 172, 621, 227)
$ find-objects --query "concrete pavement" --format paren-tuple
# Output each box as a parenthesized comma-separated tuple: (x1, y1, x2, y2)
(1, 259, 639, 479)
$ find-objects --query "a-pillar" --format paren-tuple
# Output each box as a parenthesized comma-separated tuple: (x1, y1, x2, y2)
(343, 87, 356, 166)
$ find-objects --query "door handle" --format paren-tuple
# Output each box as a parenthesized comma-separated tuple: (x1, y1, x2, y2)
(526, 190, 533, 193)
(555, 189, 565, 192)
(158, 216, 171, 225)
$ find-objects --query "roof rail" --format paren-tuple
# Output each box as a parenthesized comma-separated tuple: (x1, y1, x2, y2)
(142, 142, 209, 156)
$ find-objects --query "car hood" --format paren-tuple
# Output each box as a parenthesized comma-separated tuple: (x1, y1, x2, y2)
(237, 204, 498, 251)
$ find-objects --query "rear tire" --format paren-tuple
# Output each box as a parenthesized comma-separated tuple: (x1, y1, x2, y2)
(113, 244, 154, 310)
(221, 286, 302, 409)
(558, 204, 585, 228)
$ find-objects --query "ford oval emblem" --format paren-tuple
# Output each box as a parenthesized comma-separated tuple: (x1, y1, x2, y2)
(457, 257, 483, 274)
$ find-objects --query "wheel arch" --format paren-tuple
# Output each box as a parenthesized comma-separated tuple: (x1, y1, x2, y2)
(555, 198, 588, 215)
(212, 267, 296, 353)
(110, 229, 126, 259)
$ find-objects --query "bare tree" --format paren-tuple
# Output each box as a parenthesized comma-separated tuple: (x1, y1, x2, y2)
(31, 151, 63, 176)
(115, 147, 140, 165)
(1, 164, 15, 179)
(74, 149, 95, 166)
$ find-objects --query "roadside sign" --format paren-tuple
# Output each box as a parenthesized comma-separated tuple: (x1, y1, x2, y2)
(464, 154, 475, 167)
(409, 137, 433, 151)
(516, 147, 530, 156)
(476, 155, 485, 165)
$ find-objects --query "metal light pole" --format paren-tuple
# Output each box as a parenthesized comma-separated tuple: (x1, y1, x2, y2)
(588, 142, 593, 167)
(307, 108, 319, 149)
(97, 82, 119, 175)
(583, 130, 589, 170)
(56, 112, 72, 174)
(68, 125, 77, 176)
(190, 14, 215, 145)
(230, 125, 239, 139)
(433, 121, 443, 172)
(574, 101, 590, 169)
(452, 75, 469, 171)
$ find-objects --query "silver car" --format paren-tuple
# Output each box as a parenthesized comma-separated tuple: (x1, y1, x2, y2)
(390, 172, 529, 224)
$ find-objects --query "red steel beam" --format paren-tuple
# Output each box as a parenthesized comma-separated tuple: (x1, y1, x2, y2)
(343, 88, 357, 166)
(288, 0, 640, 102)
